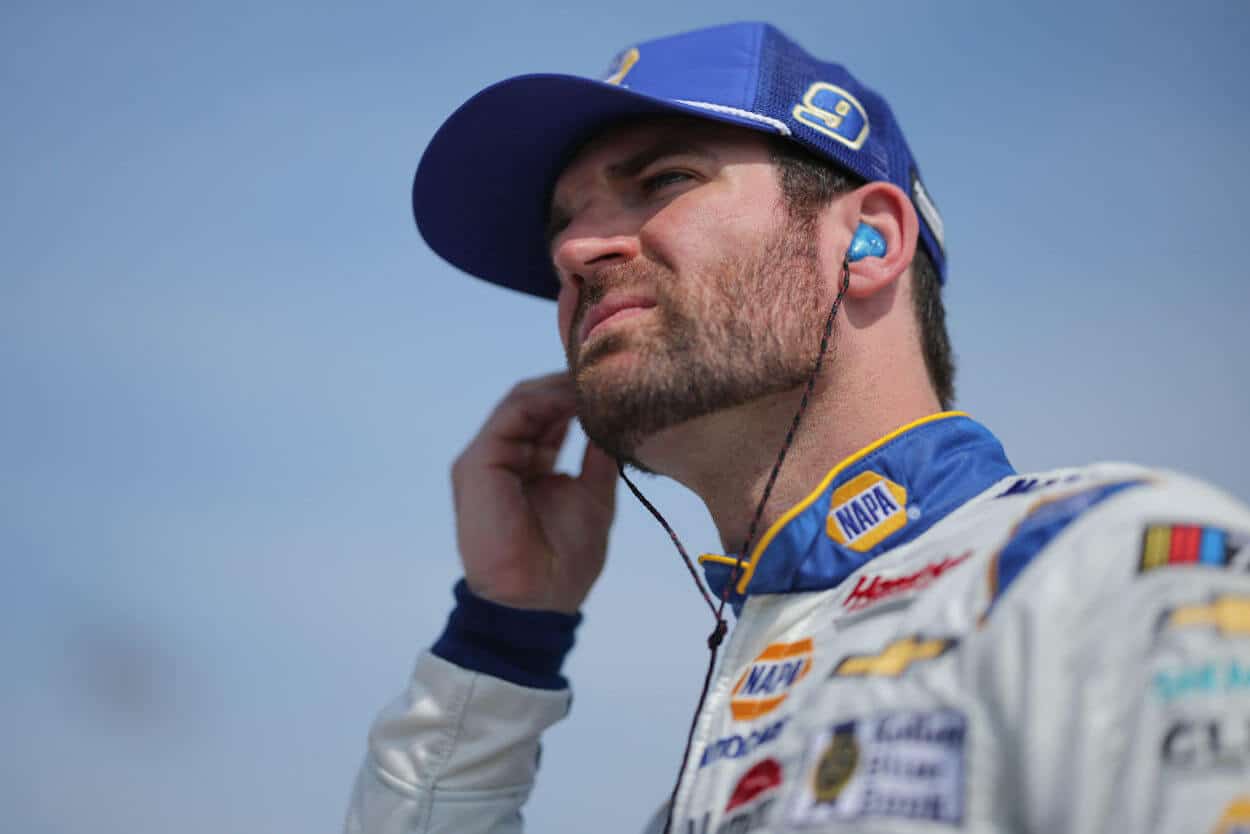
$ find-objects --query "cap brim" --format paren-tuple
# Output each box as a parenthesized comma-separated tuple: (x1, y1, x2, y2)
(412, 74, 778, 300)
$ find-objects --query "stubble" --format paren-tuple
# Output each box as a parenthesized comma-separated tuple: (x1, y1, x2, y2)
(568, 216, 830, 467)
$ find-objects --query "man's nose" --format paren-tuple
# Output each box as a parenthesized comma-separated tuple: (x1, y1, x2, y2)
(552, 226, 641, 290)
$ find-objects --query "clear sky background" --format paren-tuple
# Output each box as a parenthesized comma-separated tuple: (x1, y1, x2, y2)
(4, 2, 1249, 832)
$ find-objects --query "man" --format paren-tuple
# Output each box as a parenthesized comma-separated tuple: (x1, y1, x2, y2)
(346, 22, 1250, 834)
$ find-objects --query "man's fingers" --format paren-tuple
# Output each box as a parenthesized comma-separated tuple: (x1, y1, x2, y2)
(482, 376, 576, 444)
(456, 374, 577, 479)
(501, 370, 574, 404)
(537, 411, 571, 452)
(475, 437, 550, 473)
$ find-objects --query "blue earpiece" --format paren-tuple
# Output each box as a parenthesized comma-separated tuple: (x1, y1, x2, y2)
(848, 222, 887, 261)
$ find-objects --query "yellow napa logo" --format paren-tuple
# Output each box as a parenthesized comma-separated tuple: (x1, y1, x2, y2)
(1212, 795, 1250, 834)
(826, 472, 908, 552)
(730, 638, 813, 721)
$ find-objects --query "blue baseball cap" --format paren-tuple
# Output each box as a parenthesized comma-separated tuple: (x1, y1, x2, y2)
(412, 21, 947, 300)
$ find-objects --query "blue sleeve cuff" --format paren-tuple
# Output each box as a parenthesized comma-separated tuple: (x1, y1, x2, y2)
(430, 579, 582, 691)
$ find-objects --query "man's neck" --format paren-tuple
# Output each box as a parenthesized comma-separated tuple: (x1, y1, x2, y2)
(637, 368, 942, 555)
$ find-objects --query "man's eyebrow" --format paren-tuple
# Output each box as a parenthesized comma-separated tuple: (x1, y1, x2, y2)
(546, 137, 717, 245)
(605, 137, 717, 180)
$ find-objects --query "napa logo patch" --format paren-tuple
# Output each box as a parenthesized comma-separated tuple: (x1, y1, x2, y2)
(826, 471, 909, 552)
(730, 638, 814, 721)
(602, 47, 639, 86)
(1211, 795, 1250, 834)
(793, 82, 869, 150)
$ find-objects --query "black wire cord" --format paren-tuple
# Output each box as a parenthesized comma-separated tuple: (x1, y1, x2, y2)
(618, 258, 852, 833)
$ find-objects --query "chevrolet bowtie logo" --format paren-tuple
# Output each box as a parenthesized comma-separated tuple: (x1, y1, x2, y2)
(1163, 595, 1250, 637)
(831, 636, 957, 678)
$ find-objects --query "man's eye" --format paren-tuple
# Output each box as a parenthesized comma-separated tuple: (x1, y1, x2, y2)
(640, 170, 693, 195)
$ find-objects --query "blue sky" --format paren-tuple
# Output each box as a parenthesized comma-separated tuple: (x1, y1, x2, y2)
(3, 2, 1249, 831)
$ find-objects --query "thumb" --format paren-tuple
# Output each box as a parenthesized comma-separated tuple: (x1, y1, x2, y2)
(578, 439, 620, 509)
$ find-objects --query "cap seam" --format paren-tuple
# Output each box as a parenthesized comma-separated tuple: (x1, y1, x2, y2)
(742, 22, 765, 114)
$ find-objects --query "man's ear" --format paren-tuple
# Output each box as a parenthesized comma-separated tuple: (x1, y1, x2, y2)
(835, 182, 919, 300)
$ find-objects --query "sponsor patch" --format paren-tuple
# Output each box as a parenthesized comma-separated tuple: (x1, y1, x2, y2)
(682, 759, 782, 834)
(730, 639, 813, 721)
(826, 472, 909, 553)
(831, 636, 957, 679)
(726, 758, 782, 811)
(700, 718, 789, 768)
(792, 82, 869, 150)
(1139, 524, 1249, 574)
(842, 552, 971, 615)
(1154, 659, 1250, 704)
(1212, 795, 1250, 834)
(1161, 714, 1250, 771)
(995, 473, 1083, 498)
(789, 710, 966, 827)
(1160, 595, 1250, 639)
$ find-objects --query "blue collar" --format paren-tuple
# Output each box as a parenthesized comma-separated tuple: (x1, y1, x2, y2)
(699, 413, 1014, 608)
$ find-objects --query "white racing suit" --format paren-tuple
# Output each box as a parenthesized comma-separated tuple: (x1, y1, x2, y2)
(345, 413, 1250, 833)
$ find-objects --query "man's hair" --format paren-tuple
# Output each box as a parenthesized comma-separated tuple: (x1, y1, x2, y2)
(768, 138, 956, 409)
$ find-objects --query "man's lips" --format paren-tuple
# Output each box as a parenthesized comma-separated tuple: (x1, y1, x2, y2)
(578, 296, 657, 345)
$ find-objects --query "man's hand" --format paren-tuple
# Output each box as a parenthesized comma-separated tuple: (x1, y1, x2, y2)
(451, 372, 618, 614)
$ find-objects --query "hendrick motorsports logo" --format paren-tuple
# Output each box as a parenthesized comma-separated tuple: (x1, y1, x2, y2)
(842, 552, 970, 614)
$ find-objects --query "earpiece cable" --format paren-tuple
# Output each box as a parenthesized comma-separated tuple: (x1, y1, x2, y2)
(619, 258, 852, 834)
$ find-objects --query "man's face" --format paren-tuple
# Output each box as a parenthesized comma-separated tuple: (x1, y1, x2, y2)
(549, 118, 831, 466)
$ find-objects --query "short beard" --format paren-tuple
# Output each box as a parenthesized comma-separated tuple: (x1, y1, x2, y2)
(569, 215, 830, 469)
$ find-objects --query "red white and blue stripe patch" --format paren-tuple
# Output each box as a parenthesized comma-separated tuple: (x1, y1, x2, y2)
(1139, 524, 1247, 573)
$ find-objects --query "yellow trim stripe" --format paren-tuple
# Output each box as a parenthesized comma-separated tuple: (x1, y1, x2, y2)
(699, 411, 971, 594)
